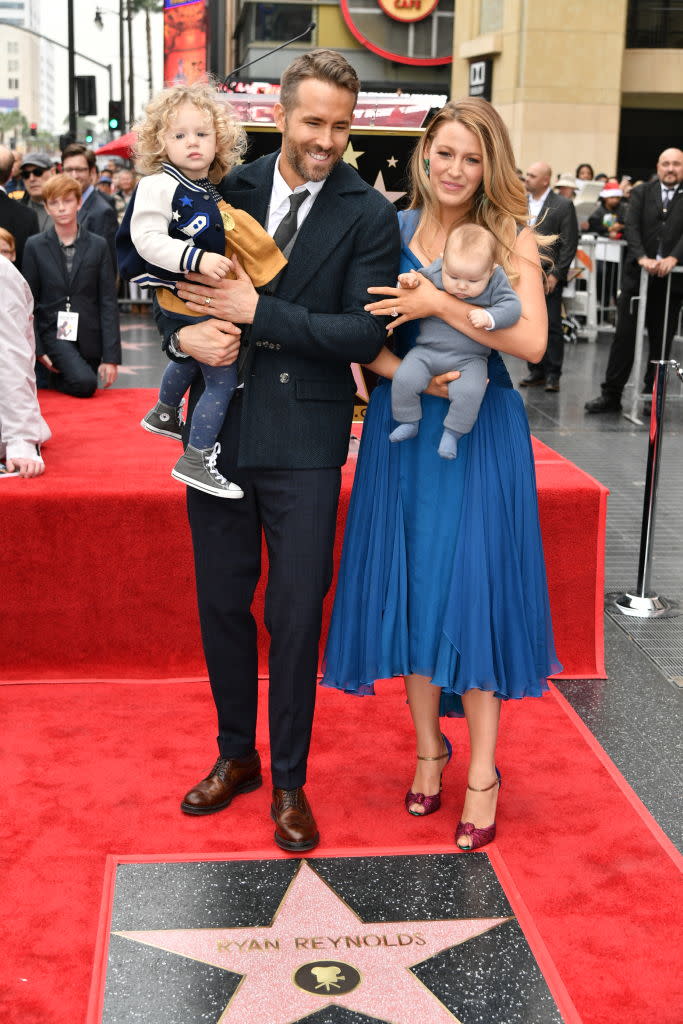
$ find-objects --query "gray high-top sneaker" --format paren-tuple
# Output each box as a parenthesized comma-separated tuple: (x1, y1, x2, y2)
(171, 442, 243, 499)
(141, 400, 184, 440)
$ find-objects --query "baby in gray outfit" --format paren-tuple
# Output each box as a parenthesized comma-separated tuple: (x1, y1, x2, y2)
(391, 223, 522, 458)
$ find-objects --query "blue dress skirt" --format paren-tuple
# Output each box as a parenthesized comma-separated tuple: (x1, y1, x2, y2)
(321, 210, 561, 716)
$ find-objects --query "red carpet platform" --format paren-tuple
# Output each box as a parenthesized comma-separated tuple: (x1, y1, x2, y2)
(0, 389, 607, 682)
(0, 678, 680, 1024)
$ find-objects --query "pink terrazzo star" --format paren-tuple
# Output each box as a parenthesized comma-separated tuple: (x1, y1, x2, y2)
(116, 861, 509, 1024)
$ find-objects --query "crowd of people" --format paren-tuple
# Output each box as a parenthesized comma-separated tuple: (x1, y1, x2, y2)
(0, 52, 681, 854)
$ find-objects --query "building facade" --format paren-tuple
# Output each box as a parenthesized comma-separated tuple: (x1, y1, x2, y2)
(0, 0, 55, 136)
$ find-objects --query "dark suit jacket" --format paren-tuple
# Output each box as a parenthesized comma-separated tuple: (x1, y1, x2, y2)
(158, 152, 400, 469)
(621, 179, 683, 291)
(22, 225, 121, 364)
(535, 190, 579, 283)
(78, 187, 119, 269)
(0, 189, 39, 271)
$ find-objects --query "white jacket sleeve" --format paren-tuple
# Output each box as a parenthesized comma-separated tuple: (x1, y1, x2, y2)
(0, 260, 51, 462)
(130, 173, 204, 274)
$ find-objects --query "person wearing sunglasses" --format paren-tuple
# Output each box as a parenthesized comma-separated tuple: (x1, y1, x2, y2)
(18, 152, 55, 231)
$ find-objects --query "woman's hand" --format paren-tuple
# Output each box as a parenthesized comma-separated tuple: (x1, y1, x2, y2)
(424, 370, 461, 399)
(365, 275, 444, 330)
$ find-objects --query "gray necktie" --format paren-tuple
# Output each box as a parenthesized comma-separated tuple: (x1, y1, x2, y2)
(273, 189, 309, 252)
(663, 188, 674, 211)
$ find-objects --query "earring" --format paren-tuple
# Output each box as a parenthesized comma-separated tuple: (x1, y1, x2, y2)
(423, 158, 430, 175)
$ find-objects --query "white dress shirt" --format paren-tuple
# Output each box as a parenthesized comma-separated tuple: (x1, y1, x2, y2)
(267, 158, 324, 237)
(528, 187, 551, 226)
(0, 257, 51, 463)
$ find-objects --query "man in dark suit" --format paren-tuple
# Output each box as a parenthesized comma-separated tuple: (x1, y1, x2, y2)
(22, 174, 121, 397)
(62, 143, 118, 269)
(154, 50, 400, 852)
(0, 145, 39, 271)
(520, 162, 579, 392)
(585, 147, 683, 413)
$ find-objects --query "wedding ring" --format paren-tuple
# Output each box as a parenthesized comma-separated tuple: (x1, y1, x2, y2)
(205, 296, 212, 306)
(392, 307, 399, 318)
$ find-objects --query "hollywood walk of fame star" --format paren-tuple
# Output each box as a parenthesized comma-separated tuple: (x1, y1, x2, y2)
(372, 170, 406, 206)
(115, 365, 154, 374)
(115, 861, 509, 1024)
(387, 156, 398, 168)
(343, 141, 364, 169)
(121, 340, 154, 351)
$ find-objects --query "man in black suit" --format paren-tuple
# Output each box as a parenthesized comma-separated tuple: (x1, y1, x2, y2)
(62, 143, 118, 269)
(520, 162, 579, 392)
(585, 147, 683, 413)
(154, 50, 400, 852)
(0, 145, 39, 271)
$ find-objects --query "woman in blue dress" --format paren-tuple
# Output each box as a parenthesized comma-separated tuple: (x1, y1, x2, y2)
(321, 98, 561, 850)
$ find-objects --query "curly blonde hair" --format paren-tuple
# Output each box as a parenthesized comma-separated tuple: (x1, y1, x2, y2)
(132, 80, 247, 183)
(408, 98, 552, 282)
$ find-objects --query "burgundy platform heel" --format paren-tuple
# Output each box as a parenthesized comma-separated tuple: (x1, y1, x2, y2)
(455, 768, 502, 851)
(405, 734, 453, 816)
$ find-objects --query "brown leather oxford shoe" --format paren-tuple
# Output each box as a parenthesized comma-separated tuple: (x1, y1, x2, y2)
(271, 787, 320, 852)
(180, 751, 262, 815)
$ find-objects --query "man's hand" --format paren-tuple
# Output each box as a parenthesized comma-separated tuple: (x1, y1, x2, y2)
(98, 363, 118, 388)
(544, 273, 559, 295)
(5, 455, 44, 478)
(638, 256, 660, 275)
(655, 256, 678, 277)
(176, 320, 242, 367)
(423, 370, 461, 399)
(37, 354, 60, 374)
(177, 255, 259, 324)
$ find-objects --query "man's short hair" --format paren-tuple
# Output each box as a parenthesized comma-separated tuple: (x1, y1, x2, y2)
(61, 142, 96, 170)
(0, 147, 13, 184)
(279, 49, 360, 113)
(42, 174, 82, 203)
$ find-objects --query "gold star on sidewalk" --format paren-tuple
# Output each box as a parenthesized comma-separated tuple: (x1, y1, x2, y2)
(343, 141, 364, 169)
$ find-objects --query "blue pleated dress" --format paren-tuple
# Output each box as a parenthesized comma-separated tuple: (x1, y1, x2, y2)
(321, 210, 562, 715)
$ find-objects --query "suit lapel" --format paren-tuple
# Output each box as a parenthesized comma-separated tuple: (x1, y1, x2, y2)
(44, 227, 70, 290)
(69, 230, 88, 285)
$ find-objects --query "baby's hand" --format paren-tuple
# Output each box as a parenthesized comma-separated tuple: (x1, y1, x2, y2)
(398, 271, 421, 290)
(199, 252, 233, 280)
(467, 308, 492, 329)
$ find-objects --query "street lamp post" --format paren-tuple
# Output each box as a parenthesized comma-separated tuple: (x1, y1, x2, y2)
(68, 0, 76, 136)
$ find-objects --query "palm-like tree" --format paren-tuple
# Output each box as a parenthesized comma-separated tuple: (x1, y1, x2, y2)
(129, 0, 163, 103)
(0, 110, 29, 146)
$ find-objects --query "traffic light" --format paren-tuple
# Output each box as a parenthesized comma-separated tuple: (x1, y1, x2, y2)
(108, 100, 123, 131)
(85, 131, 94, 143)
(75, 75, 97, 116)
(30, 123, 37, 136)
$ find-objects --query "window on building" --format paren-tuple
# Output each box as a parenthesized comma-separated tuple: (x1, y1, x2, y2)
(8, 77, 19, 89)
(626, 0, 683, 48)
(251, 4, 314, 44)
(8, 41, 20, 54)
(8, 59, 18, 70)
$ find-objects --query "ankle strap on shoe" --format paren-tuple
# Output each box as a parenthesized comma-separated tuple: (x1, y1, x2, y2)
(466, 776, 499, 792)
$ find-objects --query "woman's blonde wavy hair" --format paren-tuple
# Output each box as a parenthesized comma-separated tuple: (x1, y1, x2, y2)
(132, 80, 247, 183)
(408, 97, 551, 282)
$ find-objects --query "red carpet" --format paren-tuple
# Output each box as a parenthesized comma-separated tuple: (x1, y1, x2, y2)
(0, 678, 680, 1024)
(1, 389, 607, 682)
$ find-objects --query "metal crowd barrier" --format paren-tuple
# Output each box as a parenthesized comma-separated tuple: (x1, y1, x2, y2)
(625, 264, 683, 424)
(562, 235, 627, 342)
(616, 265, 683, 618)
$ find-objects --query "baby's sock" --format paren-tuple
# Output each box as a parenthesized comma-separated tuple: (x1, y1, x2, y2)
(389, 423, 419, 443)
(438, 428, 462, 460)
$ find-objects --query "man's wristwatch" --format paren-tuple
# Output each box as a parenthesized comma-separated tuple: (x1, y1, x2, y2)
(168, 330, 189, 359)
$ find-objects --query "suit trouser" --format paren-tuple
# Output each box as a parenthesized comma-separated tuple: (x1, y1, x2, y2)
(35, 340, 99, 398)
(186, 395, 341, 790)
(527, 285, 564, 379)
(602, 274, 683, 400)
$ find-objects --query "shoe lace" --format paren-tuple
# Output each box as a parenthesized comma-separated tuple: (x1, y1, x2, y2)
(205, 443, 228, 485)
(208, 757, 230, 781)
(278, 788, 305, 811)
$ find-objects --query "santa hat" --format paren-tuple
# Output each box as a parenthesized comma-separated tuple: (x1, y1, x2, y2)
(600, 179, 623, 198)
